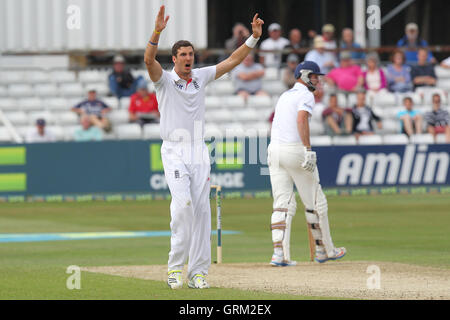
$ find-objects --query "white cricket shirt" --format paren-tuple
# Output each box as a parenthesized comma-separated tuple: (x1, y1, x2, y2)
(154, 66, 216, 142)
(270, 82, 315, 144)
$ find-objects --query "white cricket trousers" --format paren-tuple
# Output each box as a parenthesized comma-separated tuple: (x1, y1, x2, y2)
(267, 142, 335, 254)
(161, 140, 211, 280)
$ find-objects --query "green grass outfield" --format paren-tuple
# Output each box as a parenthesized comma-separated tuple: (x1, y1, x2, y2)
(0, 193, 449, 300)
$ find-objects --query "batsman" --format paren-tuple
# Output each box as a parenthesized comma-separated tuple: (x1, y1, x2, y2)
(268, 61, 346, 266)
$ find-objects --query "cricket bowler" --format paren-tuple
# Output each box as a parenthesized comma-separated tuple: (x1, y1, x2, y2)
(144, 5, 264, 289)
(268, 60, 346, 266)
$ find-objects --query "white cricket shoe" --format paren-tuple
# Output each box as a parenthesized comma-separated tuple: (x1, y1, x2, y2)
(270, 253, 298, 267)
(188, 274, 210, 289)
(167, 270, 183, 289)
(315, 247, 346, 263)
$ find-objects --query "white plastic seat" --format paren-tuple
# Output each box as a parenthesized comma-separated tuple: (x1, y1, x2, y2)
(26, 71, 51, 84)
(115, 124, 142, 140)
(434, 66, 450, 79)
(47, 125, 65, 141)
(382, 134, 409, 145)
(358, 134, 383, 145)
(247, 95, 272, 108)
(205, 109, 233, 122)
(0, 86, 7, 97)
(311, 135, 332, 146)
(0, 71, 24, 84)
(143, 124, 161, 139)
(79, 70, 105, 83)
(409, 134, 434, 144)
(87, 83, 109, 97)
(56, 112, 79, 125)
(381, 119, 400, 134)
(63, 125, 81, 141)
(50, 70, 76, 83)
(212, 81, 235, 95)
(109, 110, 129, 125)
(8, 84, 34, 97)
(34, 83, 59, 97)
(246, 121, 270, 137)
(0, 127, 13, 142)
(119, 97, 131, 109)
(220, 122, 245, 138)
(223, 95, 245, 108)
(310, 121, 325, 135)
(373, 92, 396, 107)
(46, 97, 71, 111)
(59, 83, 84, 97)
(332, 135, 357, 145)
(205, 96, 223, 109)
(4, 111, 28, 126)
(17, 98, 44, 111)
(28, 111, 55, 125)
(0, 98, 18, 111)
(263, 68, 279, 80)
(436, 134, 448, 144)
(262, 81, 286, 95)
(102, 97, 120, 109)
(436, 79, 450, 91)
(235, 108, 260, 122)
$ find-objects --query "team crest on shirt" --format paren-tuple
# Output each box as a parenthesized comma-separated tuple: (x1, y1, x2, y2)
(174, 81, 184, 90)
(193, 80, 199, 90)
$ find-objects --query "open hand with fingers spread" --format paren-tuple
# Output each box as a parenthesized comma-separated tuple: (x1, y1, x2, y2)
(251, 13, 264, 38)
(155, 5, 170, 33)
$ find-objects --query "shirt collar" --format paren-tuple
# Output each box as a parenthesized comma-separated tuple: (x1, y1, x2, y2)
(170, 68, 198, 83)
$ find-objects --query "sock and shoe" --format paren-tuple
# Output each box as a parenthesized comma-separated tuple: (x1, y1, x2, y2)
(168, 270, 210, 289)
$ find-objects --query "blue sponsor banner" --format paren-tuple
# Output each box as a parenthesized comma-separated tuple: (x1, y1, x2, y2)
(0, 140, 448, 197)
(315, 144, 450, 187)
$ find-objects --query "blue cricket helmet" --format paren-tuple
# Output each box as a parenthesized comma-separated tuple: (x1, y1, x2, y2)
(294, 61, 325, 92)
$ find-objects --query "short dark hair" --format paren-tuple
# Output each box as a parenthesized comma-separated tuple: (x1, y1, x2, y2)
(172, 40, 195, 57)
(403, 96, 413, 103)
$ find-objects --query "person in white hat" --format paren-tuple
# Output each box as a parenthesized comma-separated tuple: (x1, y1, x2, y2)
(397, 22, 435, 64)
(304, 36, 337, 74)
(259, 22, 290, 68)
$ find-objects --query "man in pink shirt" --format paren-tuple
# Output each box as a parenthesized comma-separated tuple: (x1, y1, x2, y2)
(325, 51, 364, 92)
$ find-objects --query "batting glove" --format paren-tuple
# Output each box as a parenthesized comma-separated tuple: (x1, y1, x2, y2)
(301, 148, 317, 173)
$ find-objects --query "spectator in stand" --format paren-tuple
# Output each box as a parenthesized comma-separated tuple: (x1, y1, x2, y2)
(321, 24, 338, 67)
(281, 54, 299, 89)
(108, 55, 144, 99)
(225, 23, 250, 51)
(305, 35, 337, 74)
(386, 49, 413, 93)
(440, 57, 450, 69)
(232, 54, 268, 100)
(340, 28, 365, 61)
(259, 23, 290, 68)
(74, 114, 103, 142)
(325, 51, 364, 92)
(350, 91, 382, 139)
(410, 48, 437, 90)
(425, 93, 450, 142)
(72, 89, 112, 132)
(362, 53, 388, 99)
(25, 118, 56, 143)
(397, 23, 435, 64)
(397, 96, 423, 137)
(282, 28, 308, 62)
(129, 82, 159, 126)
(322, 94, 353, 136)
